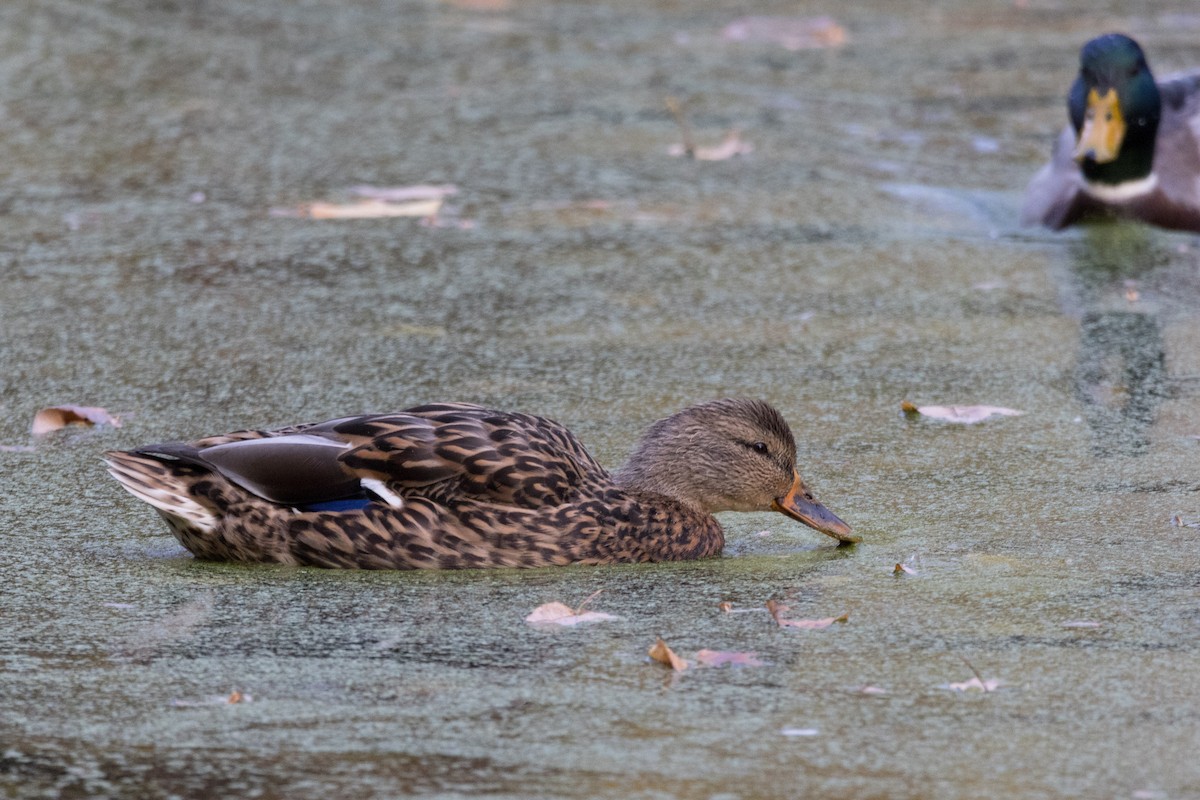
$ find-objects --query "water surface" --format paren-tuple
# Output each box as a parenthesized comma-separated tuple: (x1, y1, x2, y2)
(3, 1, 1200, 798)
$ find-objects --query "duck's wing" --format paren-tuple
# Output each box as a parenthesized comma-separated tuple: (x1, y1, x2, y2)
(1021, 125, 1088, 229)
(308, 403, 610, 509)
(172, 404, 607, 510)
(1153, 70, 1200, 208)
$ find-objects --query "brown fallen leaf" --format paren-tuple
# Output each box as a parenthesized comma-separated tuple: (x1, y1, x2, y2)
(721, 15, 846, 50)
(32, 405, 121, 435)
(901, 401, 1023, 424)
(718, 601, 734, 613)
(766, 599, 849, 629)
(525, 590, 618, 627)
(648, 637, 688, 671)
(695, 649, 765, 668)
(893, 562, 917, 576)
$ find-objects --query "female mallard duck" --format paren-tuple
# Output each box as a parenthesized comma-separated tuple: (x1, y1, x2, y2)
(104, 398, 856, 569)
(1022, 33, 1200, 232)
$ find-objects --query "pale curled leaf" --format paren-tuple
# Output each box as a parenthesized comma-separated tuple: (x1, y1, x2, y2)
(893, 562, 916, 576)
(901, 401, 1022, 424)
(32, 405, 121, 435)
(648, 638, 688, 671)
(349, 184, 458, 202)
(780, 727, 820, 737)
(766, 599, 849, 629)
(944, 676, 1003, 693)
(306, 198, 444, 219)
(668, 130, 753, 161)
(778, 613, 849, 630)
(694, 649, 765, 668)
(524, 602, 618, 627)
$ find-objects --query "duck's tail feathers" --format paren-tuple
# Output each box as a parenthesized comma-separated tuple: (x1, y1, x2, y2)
(103, 447, 221, 533)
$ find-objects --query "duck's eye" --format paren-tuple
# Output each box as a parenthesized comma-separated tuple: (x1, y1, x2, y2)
(750, 441, 769, 455)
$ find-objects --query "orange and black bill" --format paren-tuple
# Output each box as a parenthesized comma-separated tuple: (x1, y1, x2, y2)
(772, 470, 859, 543)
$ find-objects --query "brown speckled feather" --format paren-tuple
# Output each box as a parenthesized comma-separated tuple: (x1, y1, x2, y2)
(104, 399, 854, 569)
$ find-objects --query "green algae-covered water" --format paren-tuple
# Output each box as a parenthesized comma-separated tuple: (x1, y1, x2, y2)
(3, 1, 1200, 797)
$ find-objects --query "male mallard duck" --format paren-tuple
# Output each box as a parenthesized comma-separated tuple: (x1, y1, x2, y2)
(104, 398, 856, 569)
(1022, 33, 1200, 232)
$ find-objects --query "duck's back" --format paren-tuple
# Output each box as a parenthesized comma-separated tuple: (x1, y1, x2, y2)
(195, 402, 612, 510)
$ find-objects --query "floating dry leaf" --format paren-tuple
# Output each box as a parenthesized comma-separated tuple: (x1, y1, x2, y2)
(664, 96, 752, 162)
(766, 599, 849, 629)
(945, 656, 1002, 692)
(893, 562, 916, 576)
(721, 16, 846, 50)
(305, 198, 444, 219)
(695, 649, 765, 668)
(718, 601, 734, 613)
(349, 184, 458, 202)
(852, 685, 889, 696)
(901, 401, 1023, 424)
(780, 727, 820, 737)
(32, 405, 121, 435)
(648, 637, 688, 671)
(945, 676, 1003, 692)
(525, 591, 617, 627)
(525, 602, 618, 627)
(668, 130, 754, 161)
(170, 690, 253, 708)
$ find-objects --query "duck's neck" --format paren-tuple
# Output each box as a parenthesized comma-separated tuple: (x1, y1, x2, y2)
(613, 466, 706, 514)
(1080, 128, 1157, 186)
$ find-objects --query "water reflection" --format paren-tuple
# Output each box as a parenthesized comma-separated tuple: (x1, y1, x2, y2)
(1068, 227, 1169, 457)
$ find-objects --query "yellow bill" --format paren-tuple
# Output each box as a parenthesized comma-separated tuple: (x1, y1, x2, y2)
(1073, 87, 1125, 164)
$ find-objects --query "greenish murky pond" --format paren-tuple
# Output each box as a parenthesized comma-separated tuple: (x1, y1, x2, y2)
(3, 1, 1200, 798)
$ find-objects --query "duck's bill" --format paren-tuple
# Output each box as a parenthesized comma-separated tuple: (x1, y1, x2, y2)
(772, 471, 860, 543)
(1073, 87, 1125, 164)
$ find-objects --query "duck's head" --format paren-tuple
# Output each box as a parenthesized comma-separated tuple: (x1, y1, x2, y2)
(1068, 33, 1161, 184)
(615, 398, 858, 543)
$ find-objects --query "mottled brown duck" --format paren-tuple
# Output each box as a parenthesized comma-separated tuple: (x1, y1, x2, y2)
(1022, 33, 1200, 232)
(104, 398, 857, 569)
